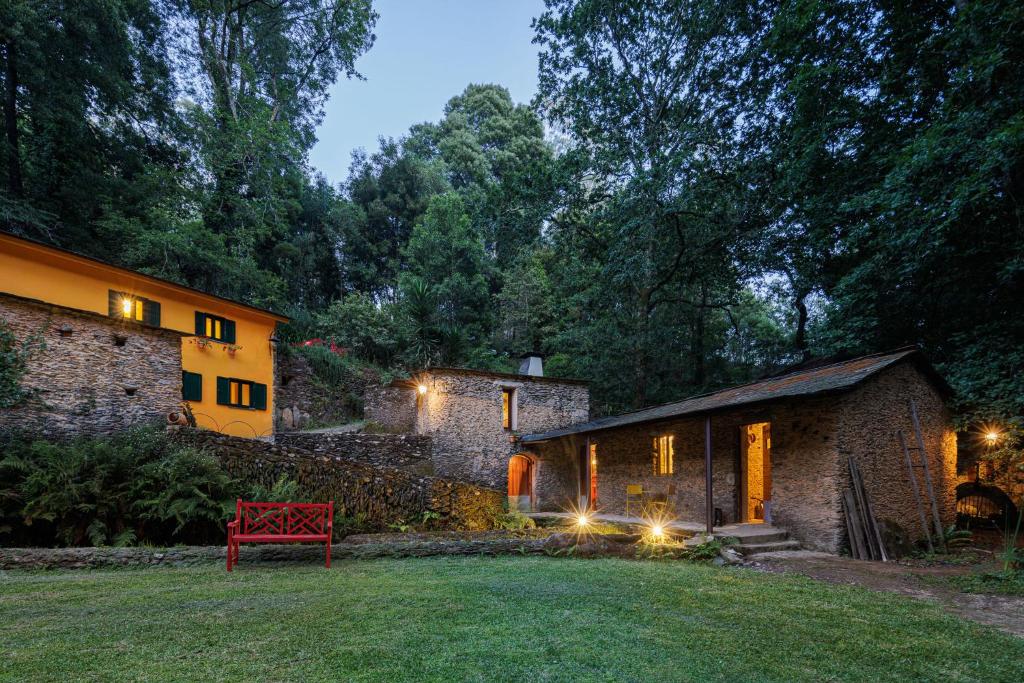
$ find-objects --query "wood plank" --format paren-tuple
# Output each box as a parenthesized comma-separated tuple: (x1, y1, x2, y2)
(910, 400, 946, 552)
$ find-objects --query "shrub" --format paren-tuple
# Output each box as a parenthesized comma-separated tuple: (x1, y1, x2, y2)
(491, 508, 537, 531)
(0, 427, 237, 547)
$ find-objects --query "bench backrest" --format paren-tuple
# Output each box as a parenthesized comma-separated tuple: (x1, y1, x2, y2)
(235, 500, 333, 536)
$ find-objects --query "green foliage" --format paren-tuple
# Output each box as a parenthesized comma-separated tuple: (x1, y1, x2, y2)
(246, 475, 305, 504)
(0, 319, 44, 408)
(491, 509, 537, 531)
(0, 427, 236, 547)
(315, 293, 401, 365)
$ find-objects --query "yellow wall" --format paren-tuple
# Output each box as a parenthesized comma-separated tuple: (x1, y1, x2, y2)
(0, 234, 285, 437)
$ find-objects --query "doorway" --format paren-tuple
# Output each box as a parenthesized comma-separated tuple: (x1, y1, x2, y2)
(740, 422, 772, 523)
(578, 442, 598, 511)
(508, 454, 535, 512)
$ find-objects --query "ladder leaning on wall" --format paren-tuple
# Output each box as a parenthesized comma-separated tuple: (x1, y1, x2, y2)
(896, 399, 946, 553)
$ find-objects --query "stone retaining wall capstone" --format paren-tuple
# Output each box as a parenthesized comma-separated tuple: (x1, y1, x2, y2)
(277, 431, 433, 474)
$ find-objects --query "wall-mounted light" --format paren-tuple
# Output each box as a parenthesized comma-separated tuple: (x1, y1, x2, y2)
(121, 298, 133, 317)
(417, 384, 428, 395)
(985, 430, 1001, 444)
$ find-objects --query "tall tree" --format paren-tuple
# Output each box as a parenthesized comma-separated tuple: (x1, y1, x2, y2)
(534, 0, 759, 407)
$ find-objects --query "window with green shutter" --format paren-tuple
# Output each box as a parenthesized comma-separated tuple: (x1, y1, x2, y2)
(108, 290, 160, 327)
(216, 376, 267, 410)
(195, 311, 236, 343)
(182, 371, 203, 402)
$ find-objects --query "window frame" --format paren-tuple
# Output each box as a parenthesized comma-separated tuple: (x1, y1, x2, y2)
(501, 387, 517, 431)
(108, 290, 160, 327)
(653, 434, 675, 476)
(182, 370, 203, 402)
(216, 376, 267, 410)
(195, 311, 236, 343)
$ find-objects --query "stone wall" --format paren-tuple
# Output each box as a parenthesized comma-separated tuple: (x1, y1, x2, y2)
(274, 350, 371, 431)
(172, 428, 503, 530)
(277, 431, 433, 475)
(0, 294, 183, 437)
(364, 384, 417, 432)
(410, 370, 590, 490)
(835, 362, 957, 548)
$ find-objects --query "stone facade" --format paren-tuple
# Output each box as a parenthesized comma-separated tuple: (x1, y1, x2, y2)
(0, 294, 184, 437)
(528, 359, 956, 553)
(365, 368, 590, 490)
(277, 431, 433, 475)
(173, 428, 503, 530)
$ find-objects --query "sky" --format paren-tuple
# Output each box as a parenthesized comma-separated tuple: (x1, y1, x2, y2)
(309, 0, 547, 186)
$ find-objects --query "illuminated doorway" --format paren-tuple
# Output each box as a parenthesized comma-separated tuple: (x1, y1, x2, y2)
(740, 422, 772, 523)
(508, 455, 535, 512)
(578, 442, 598, 510)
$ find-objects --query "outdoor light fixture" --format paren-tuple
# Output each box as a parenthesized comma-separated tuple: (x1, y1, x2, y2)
(417, 384, 428, 395)
(985, 431, 1000, 444)
(121, 298, 133, 316)
(576, 513, 589, 528)
(651, 524, 664, 539)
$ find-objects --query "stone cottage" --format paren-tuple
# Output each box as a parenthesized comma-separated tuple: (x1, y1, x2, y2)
(520, 348, 958, 553)
(364, 354, 590, 505)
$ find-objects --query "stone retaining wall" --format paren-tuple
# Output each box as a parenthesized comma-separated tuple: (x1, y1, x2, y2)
(0, 294, 183, 437)
(274, 351, 374, 431)
(277, 431, 433, 474)
(171, 428, 502, 530)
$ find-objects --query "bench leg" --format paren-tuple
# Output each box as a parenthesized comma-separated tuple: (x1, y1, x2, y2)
(325, 537, 331, 569)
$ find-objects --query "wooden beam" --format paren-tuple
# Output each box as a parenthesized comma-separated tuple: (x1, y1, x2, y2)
(705, 416, 713, 534)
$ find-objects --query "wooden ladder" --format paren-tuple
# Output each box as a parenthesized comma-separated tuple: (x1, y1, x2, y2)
(896, 399, 946, 553)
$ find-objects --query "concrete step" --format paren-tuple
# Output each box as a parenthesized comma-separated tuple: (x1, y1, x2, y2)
(719, 526, 790, 545)
(735, 540, 802, 556)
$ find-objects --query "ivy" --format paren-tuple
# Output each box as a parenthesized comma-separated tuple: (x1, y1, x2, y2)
(0, 320, 45, 409)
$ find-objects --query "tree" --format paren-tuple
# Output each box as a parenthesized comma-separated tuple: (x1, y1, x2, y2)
(400, 193, 491, 362)
(534, 0, 761, 407)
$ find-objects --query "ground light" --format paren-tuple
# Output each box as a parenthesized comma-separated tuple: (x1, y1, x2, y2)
(576, 513, 589, 528)
(650, 524, 664, 539)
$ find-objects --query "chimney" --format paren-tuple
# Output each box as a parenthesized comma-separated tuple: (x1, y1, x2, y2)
(518, 352, 544, 377)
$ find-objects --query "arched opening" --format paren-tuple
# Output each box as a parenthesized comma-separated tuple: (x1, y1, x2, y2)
(508, 454, 536, 512)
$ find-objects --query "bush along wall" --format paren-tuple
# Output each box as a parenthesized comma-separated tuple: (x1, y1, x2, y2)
(0, 426, 236, 548)
(171, 428, 505, 531)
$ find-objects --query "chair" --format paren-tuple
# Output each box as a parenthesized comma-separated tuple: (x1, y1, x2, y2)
(625, 484, 646, 517)
(647, 484, 678, 517)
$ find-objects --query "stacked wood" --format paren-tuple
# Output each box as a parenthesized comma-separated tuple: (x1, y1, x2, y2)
(842, 457, 888, 561)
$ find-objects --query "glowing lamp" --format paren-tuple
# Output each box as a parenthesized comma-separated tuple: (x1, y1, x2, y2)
(417, 384, 428, 395)
(651, 524, 664, 538)
(985, 431, 1000, 444)
(121, 298, 133, 316)
(576, 514, 589, 528)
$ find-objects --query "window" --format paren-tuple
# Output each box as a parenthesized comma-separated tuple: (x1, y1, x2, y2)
(502, 387, 517, 430)
(194, 312, 236, 343)
(653, 435, 674, 475)
(182, 371, 203, 402)
(108, 290, 160, 326)
(216, 377, 267, 410)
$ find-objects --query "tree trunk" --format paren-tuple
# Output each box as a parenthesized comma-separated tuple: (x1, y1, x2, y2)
(793, 290, 811, 360)
(692, 282, 707, 387)
(633, 289, 651, 409)
(2, 39, 23, 198)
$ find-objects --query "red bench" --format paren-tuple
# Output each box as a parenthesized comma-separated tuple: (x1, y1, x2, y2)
(226, 499, 333, 571)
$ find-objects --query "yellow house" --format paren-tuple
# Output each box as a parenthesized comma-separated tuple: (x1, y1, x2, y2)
(0, 232, 287, 437)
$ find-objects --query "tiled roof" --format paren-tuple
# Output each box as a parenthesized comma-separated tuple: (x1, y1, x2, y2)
(521, 348, 945, 443)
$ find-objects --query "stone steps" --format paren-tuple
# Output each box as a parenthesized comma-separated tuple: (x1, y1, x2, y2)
(718, 525, 800, 556)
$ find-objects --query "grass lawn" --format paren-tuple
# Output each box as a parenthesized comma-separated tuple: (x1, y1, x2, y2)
(1, 557, 1021, 682)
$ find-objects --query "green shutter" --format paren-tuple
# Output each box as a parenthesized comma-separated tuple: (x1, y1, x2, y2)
(216, 377, 231, 405)
(182, 371, 203, 401)
(195, 311, 206, 335)
(108, 290, 122, 317)
(224, 319, 236, 344)
(251, 383, 267, 410)
(144, 300, 161, 327)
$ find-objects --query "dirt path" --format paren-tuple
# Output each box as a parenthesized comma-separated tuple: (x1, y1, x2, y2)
(748, 551, 1024, 637)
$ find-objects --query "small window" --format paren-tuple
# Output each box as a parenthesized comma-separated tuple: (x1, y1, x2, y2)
(108, 290, 160, 326)
(653, 435, 674, 475)
(195, 312, 236, 343)
(502, 387, 517, 430)
(182, 371, 203, 402)
(216, 376, 267, 410)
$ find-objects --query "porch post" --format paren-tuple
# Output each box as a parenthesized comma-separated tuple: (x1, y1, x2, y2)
(705, 416, 713, 534)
